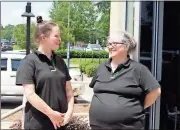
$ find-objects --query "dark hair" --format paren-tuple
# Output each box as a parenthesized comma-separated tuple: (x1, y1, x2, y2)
(37, 16, 43, 23)
(35, 16, 59, 43)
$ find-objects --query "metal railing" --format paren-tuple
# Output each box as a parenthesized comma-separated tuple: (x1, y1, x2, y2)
(1, 81, 91, 121)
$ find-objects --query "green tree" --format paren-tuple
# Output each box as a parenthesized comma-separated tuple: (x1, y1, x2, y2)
(14, 24, 36, 49)
(57, 21, 75, 49)
(50, 1, 75, 49)
(94, 1, 111, 47)
(49, 1, 98, 45)
(70, 1, 98, 43)
(1, 24, 14, 41)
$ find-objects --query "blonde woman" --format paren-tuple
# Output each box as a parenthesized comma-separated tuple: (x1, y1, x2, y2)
(16, 16, 74, 130)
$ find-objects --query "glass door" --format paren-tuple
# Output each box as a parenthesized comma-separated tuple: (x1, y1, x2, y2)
(139, 1, 164, 130)
(160, 1, 180, 130)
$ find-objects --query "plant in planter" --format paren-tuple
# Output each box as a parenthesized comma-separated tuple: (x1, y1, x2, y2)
(67, 116, 90, 130)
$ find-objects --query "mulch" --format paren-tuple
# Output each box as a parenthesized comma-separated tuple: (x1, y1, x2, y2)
(4, 104, 90, 130)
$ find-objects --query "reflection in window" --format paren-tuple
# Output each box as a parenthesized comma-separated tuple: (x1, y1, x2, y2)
(11, 59, 21, 71)
(140, 2, 154, 130)
(1, 59, 7, 71)
(140, 1, 153, 71)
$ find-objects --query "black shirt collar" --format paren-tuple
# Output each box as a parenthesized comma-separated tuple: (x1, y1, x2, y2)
(33, 50, 56, 60)
(105, 55, 131, 69)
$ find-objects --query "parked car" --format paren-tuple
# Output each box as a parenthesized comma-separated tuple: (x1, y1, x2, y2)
(10, 41, 17, 46)
(70, 46, 85, 51)
(86, 44, 103, 51)
(1, 51, 26, 101)
(1, 42, 13, 51)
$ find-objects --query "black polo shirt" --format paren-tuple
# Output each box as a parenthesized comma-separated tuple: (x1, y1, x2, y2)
(16, 50, 71, 130)
(89, 58, 160, 129)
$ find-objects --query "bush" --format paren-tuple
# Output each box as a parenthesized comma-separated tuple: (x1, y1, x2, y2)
(55, 49, 67, 58)
(55, 49, 108, 77)
(79, 61, 92, 73)
(13, 45, 22, 50)
(85, 64, 99, 77)
(79, 61, 99, 77)
(55, 50, 108, 58)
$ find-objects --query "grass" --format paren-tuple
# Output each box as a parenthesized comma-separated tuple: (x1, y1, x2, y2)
(13, 45, 23, 50)
(64, 58, 108, 66)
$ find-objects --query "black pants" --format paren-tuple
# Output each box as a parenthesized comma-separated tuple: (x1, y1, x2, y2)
(90, 125, 111, 130)
(90, 125, 144, 130)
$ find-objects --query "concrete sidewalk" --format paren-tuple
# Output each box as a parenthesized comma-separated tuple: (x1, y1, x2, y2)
(76, 74, 94, 103)
(1, 121, 15, 129)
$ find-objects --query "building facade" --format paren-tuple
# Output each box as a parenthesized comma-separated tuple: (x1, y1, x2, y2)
(110, 1, 180, 130)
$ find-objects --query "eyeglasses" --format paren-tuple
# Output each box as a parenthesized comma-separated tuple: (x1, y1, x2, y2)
(106, 42, 124, 47)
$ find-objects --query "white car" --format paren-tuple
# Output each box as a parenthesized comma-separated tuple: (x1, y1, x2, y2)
(1, 51, 26, 101)
(85, 44, 103, 51)
(1, 51, 85, 102)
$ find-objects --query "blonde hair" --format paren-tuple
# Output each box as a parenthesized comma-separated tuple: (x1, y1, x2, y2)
(108, 31, 137, 53)
(35, 16, 59, 44)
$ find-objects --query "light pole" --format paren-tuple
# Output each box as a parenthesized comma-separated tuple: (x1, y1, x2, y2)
(67, 1, 71, 70)
(22, 2, 35, 55)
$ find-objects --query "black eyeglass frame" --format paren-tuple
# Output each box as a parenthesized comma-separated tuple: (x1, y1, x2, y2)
(106, 42, 125, 47)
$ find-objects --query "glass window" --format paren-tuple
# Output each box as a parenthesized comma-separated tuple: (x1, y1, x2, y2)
(140, 2, 154, 130)
(140, 1, 153, 71)
(11, 59, 21, 71)
(1, 59, 7, 71)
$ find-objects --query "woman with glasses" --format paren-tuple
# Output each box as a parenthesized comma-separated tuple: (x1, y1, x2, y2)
(89, 31, 161, 130)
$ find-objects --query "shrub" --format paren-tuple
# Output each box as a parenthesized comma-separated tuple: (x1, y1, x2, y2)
(79, 61, 91, 73)
(55, 50, 67, 58)
(85, 64, 99, 77)
(13, 45, 22, 50)
(55, 50, 108, 58)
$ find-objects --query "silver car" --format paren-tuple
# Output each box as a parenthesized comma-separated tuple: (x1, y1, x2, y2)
(1, 51, 26, 101)
(86, 44, 103, 51)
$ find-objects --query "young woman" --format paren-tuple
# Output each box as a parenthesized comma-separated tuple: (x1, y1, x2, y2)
(16, 16, 74, 130)
(89, 31, 161, 130)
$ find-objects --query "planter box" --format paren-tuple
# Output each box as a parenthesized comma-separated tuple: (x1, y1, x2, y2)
(2, 104, 90, 129)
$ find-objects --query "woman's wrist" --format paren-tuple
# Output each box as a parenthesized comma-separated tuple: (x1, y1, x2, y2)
(44, 107, 54, 117)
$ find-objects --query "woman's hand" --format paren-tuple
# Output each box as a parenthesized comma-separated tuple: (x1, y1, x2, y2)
(23, 84, 64, 129)
(47, 110, 64, 129)
(62, 81, 74, 126)
(62, 113, 71, 126)
(144, 88, 161, 109)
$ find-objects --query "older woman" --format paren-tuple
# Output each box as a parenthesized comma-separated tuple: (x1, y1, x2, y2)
(89, 31, 161, 130)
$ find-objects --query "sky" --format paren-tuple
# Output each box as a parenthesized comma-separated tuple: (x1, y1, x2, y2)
(1, 2, 53, 27)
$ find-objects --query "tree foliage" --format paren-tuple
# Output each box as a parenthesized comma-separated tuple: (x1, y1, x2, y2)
(13, 24, 36, 49)
(50, 1, 110, 47)
(1, 1, 111, 49)
(50, 1, 98, 44)
(95, 1, 111, 46)
(1, 24, 14, 41)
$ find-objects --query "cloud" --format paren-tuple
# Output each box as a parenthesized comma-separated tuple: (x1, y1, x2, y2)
(11, 8, 24, 16)
(1, 2, 52, 27)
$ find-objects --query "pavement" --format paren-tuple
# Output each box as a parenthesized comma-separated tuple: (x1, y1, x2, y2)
(76, 74, 94, 103)
(68, 65, 94, 102)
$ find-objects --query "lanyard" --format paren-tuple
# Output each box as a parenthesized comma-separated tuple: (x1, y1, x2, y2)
(50, 58, 56, 71)
(51, 59, 56, 67)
